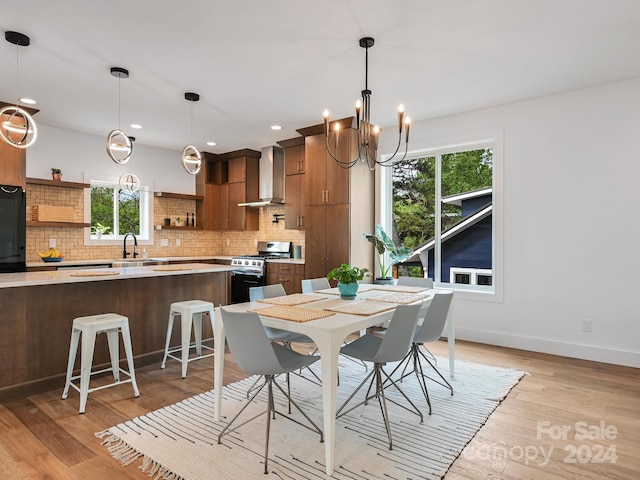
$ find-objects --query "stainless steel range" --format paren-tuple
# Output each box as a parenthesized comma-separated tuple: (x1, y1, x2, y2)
(230, 241, 292, 303)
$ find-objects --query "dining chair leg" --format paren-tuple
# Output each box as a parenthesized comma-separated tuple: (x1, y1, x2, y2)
(417, 347, 454, 394)
(264, 376, 274, 474)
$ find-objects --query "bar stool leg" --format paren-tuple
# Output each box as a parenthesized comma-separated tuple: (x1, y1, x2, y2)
(106, 328, 121, 382)
(180, 312, 192, 379)
(62, 329, 81, 400)
(161, 312, 175, 369)
(79, 327, 97, 414)
(121, 321, 140, 397)
(194, 312, 203, 357)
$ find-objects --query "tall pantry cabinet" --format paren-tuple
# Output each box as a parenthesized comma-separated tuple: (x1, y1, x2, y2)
(299, 118, 374, 281)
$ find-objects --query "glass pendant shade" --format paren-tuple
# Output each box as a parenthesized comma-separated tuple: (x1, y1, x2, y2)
(0, 105, 37, 149)
(181, 145, 202, 174)
(106, 129, 132, 164)
(119, 172, 140, 193)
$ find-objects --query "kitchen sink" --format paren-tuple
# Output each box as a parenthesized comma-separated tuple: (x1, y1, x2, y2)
(110, 258, 169, 268)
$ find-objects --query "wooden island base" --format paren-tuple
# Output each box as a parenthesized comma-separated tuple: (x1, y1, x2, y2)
(0, 270, 227, 402)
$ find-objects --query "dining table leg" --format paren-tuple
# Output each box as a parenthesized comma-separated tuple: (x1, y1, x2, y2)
(313, 331, 343, 476)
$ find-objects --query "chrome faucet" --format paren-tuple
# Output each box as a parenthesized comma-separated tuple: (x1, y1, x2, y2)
(123, 232, 138, 259)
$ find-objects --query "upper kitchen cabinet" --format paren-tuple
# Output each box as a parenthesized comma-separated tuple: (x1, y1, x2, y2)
(0, 103, 37, 189)
(278, 136, 306, 229)
(301, 121, 351, 206)
(196, 149, 260, 231)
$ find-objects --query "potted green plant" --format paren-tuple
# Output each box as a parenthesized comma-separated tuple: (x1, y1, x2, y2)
(365, 224, 412, 284)
(91, 222, 110, 239)
(175, 216, 184, 227)
(51, 168, 62, 181)
(327, 263, 369, 299)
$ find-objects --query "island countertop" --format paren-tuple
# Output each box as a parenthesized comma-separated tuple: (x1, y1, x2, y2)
(0, 263, 235, 289)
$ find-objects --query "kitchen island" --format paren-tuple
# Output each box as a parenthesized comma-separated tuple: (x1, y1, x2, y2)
(0, 263, 234, 401)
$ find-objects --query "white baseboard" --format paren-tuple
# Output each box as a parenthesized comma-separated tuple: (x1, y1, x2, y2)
(452, 327, 640, 368)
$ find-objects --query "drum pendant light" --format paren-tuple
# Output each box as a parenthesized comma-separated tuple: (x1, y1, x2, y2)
(181, 92, 202, 175)
(0, 31, 38, 149)
(106, 67, 133, 164)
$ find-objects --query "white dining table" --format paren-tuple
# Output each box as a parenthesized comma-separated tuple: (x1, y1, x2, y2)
(212, 287, 455, 476)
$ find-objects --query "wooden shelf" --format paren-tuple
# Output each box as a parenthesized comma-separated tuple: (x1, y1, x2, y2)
(156, 225, 203, 230)
(27, 221, 90, 228)
(26, 177, 89, 189)
(155, 191, 203, 201)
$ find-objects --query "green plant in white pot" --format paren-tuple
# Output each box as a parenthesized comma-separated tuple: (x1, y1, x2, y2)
(327, 263, 369, 299)
(365, 224, 412, 284)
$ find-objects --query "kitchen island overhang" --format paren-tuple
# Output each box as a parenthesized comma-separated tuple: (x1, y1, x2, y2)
(0, 263, 233, 402)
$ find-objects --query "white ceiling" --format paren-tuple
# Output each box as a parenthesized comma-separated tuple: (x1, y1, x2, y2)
(2, 0, 640, 154)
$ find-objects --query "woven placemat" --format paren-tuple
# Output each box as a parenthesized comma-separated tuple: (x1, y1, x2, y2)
(153, 265, 192, 271)
(366, 292, 431, 304)
(70, 271, 119, 277)
(371, 284, 430, 293)
(249, 305, 335, 322)
(323, 300, 398, 316)
(257, 293, 326, 306)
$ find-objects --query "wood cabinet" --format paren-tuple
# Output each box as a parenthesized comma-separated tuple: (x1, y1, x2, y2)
(196, 149, 260, 231)
(279, 139, 306, 230)
(0, 127, 26, 188)
(304, 132, 350, 206)
(304, 204, 349, 281)
(267, 262, 305, 294)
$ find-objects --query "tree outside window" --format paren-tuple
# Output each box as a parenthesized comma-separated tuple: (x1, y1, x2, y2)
(90, 183, 143, 238)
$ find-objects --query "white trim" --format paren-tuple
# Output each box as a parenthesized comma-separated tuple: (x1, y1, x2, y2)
(442, 187, 493, 206)
(455, 326, 640, 369)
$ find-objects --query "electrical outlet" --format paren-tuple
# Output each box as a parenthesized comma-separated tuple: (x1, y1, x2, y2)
(161, 239, 169, 247)
(226, 238, 230, 246)
(49, 238, 56, 248)
(582, 319, 592, 332)
(176, 238, 181, 246)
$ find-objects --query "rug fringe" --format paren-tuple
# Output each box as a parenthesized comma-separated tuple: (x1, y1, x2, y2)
(96, 430, 184, 480)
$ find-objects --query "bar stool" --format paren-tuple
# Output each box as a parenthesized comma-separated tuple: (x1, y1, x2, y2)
(161, 300, 215, 378)
(62, 313, 140, 414)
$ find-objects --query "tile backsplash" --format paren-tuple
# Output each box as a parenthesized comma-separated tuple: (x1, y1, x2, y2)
(25, 185, 304, 262)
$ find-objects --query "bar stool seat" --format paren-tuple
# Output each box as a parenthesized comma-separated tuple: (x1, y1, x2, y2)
(62, 313, 140, 413)
(161, 300, 215, 378)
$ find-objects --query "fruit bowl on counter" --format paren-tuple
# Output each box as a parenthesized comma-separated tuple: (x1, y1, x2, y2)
(38, 247, 64, 263)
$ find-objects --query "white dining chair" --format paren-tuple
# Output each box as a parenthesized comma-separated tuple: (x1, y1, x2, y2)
(336, 302, 423, 450)
(396, 276, 434, 288)
(217, 308, 323, 474)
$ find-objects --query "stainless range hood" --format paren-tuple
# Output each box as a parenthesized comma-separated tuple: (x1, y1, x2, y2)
(238, 146, 285, 207)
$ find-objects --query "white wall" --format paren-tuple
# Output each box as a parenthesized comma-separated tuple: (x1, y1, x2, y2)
(26, 124, 195, 194)
(377, 77, 640, 368)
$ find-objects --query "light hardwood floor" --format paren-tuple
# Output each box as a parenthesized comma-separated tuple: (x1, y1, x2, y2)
(0, 340, 637, 479)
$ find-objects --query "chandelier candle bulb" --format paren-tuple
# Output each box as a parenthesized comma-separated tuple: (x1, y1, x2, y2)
(398, 104, 405, 133)
(323, 110, 330, 137)
(405, 117, 411, 142)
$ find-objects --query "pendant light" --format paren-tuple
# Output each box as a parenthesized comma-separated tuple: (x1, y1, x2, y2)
(106, 67, 132, 164)
(322, 37, 410, 171)
(118, 136, 140, 193)
(181, 92, 202, 175)
(0, 31, 37, 149)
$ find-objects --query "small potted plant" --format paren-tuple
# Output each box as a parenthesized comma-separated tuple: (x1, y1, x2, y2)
(175, 216, 184, 227)
(91, 222, 110, 239)
(327, 263, 369, 299)
(51, 168, 62, 181)
(365, 224, 412, 284)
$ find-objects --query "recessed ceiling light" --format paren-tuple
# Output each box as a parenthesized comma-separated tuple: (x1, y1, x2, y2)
(206, 141, 217, 146)
(270, 125, 282, 131)
(130, 124, 142, 129)
(20, 97, 36, 105)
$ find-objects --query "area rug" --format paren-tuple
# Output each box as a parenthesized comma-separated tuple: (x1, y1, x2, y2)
(97, 357, 525, 479)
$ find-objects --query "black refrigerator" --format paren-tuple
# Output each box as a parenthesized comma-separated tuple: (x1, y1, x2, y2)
(0, 184, 26, 273)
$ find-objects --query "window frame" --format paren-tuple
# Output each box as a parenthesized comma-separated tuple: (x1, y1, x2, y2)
(379, 129, 503, 303)
(83, 180, 154, 247)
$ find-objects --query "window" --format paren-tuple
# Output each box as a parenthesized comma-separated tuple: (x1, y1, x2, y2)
(383, 134, 501, 296)
(87, 181, 152, 242)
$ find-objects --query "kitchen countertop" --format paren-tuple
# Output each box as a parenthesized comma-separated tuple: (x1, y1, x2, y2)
(266, 258, 305, 265)
(25, 255, 234, 268)
(0, 263, 235, 289)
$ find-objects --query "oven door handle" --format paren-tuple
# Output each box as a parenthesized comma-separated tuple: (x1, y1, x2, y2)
(231, 270, 263, 277)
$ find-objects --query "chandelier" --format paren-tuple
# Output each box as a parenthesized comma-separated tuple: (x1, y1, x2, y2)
(181, 92, 202, 175)
(0, 31, 38, 149)
(106, 67, 133, 164)
(322, 37, 410, 170)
